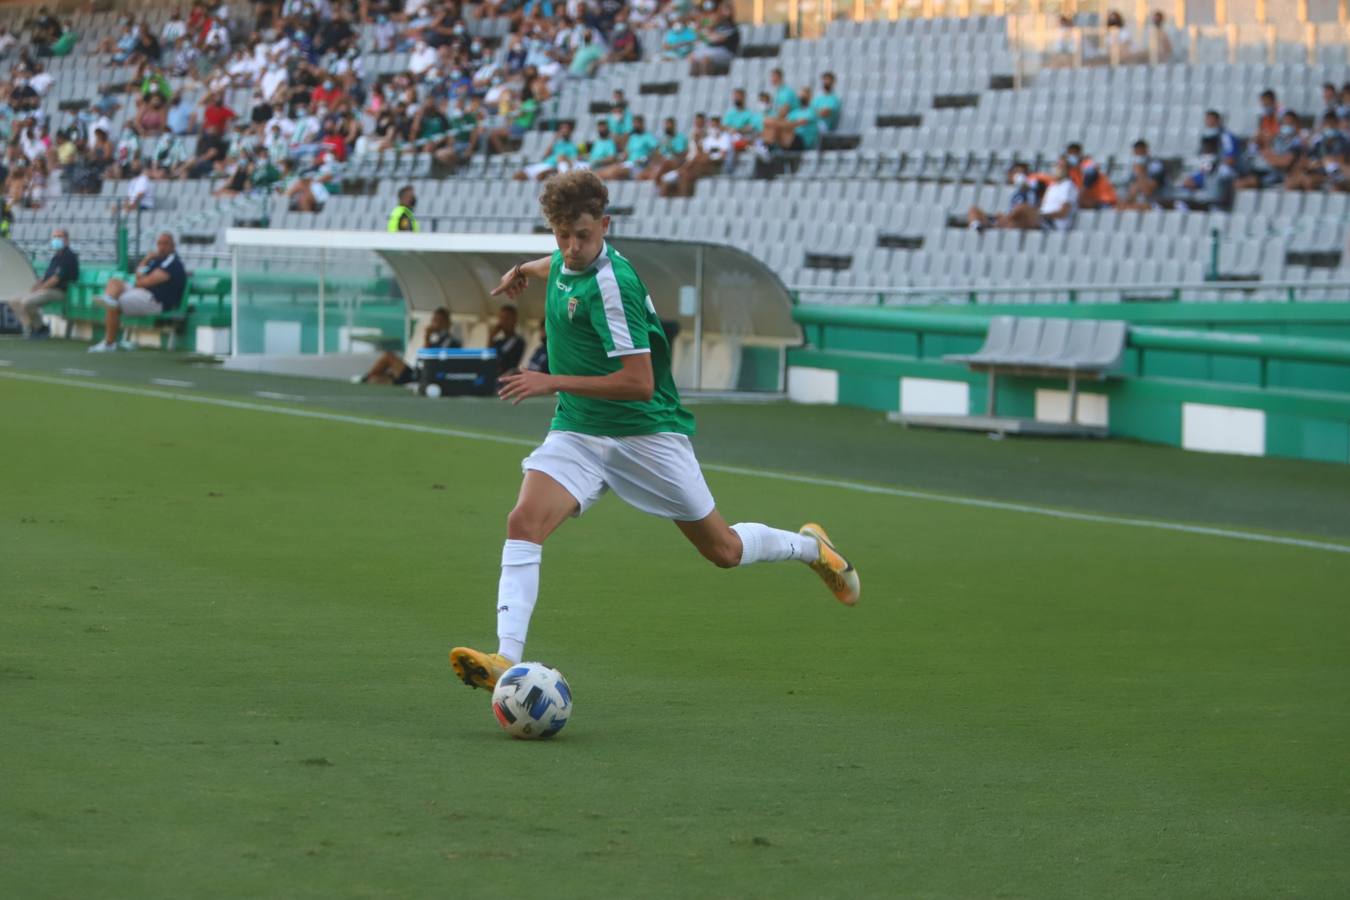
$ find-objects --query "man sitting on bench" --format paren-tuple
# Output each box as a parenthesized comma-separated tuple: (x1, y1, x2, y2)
(88, 232, 187, 353)
(5, 227, 77, 339)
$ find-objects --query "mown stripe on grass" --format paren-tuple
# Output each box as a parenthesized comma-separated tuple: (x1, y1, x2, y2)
(5, 369, 1349, 557)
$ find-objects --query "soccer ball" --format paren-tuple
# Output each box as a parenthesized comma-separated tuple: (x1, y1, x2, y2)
(491, 662, 572, 739)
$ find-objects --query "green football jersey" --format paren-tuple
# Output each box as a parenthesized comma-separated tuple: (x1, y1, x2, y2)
(544, 243, 695, 437)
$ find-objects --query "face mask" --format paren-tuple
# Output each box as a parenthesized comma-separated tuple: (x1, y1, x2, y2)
(50, 236, 64, 250)
(1325, 128, 1339, 137)
(1198, 154, 1216, 168)
(1134, 151, 1147, 161)
(1012, 172, 1027, 187)
(471, 42, 482, 54)
(664, 126, 675, 136)
(323, 81, 333, 90)
(1280, 124, 1295, 136)
(293, 31, 304, 42)
(760, 102, 771, 111)
(1202, 127, 1220, 139)
(1065, 154, 1080, 166)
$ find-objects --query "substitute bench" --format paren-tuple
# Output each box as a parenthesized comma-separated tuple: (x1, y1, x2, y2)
(891, 316, 1127, 437)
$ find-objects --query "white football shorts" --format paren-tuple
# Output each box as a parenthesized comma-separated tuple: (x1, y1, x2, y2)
(521, 430, 716, 522)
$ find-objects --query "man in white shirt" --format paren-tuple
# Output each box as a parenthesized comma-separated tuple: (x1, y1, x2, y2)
(121, 161, 155, 212)
(1037, 159, 1078, 231)
(29, 66, 54, 96)
(161, 13, 187, 45)
(260, 66, 289, 105)
(409, 40, 438, 77)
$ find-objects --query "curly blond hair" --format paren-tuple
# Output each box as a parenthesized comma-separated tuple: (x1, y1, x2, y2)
(539, 169, 609, 228)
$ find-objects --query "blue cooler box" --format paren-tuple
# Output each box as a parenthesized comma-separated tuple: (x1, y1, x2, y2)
(417, 347, 498, 397)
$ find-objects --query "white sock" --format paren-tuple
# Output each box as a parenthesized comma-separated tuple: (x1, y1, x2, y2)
(730, 523, 819, 567)
(496, 539, 542, 663)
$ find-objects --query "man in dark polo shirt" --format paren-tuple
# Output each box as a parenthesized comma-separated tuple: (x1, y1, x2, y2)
(5, 227, 77, 338)
(88, 231, 187, 352)
(489, 303, 526, 375)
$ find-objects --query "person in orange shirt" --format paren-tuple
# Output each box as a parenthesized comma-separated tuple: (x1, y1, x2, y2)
(1253, 89, 1286, 144)
(1077, 160, 1118, 209)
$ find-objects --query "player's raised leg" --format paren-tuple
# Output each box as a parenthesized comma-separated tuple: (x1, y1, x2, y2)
(450, 470, 579, 690)
(674, 510, 860, 605)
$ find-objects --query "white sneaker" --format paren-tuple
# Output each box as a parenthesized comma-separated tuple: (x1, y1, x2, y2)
(87, 341, 117, 353)
(349, 374, 365, 384)
(117, 339, 138, 351)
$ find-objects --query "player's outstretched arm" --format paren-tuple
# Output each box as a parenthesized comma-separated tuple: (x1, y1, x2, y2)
(498, 352, 653, 405)
(490, 256, 552, 300)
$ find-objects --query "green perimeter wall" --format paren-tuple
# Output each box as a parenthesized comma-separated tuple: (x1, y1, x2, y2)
(788, 303, 1350, 464)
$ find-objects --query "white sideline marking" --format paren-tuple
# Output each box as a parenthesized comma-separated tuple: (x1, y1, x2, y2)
(59, 367, 97, 377)
(150, 378, 195, 388)
(4, 369, 1349, 557)
(0, 359, 13, 366)
(254, 390, 306, 402)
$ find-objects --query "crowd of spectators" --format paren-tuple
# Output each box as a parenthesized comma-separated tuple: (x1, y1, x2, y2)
(967, 82, 1350, 234)
(0, 0, 760, 216)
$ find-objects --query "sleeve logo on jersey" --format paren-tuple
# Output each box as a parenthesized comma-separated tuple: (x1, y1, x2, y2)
(567, 296, 579, 320)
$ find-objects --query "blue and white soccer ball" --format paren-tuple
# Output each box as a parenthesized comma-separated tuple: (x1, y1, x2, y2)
(491, 662, 572, 739)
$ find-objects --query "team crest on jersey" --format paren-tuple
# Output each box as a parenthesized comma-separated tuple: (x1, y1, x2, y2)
(567, 296, 579, 320)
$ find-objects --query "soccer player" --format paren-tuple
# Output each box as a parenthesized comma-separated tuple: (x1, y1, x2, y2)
(449, 171, 859, 689)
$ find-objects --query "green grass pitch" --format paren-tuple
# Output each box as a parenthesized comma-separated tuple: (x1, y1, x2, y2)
(2, 376, 1348, 899)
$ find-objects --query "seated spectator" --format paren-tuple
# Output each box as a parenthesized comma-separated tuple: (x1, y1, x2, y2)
(661, 16, 698, 60)
(1321, 82, 1340, 119)
(689, 2, 740, 76)
(201, 92, 237, 134)
(979, 158, 1076, 231)
(1286, 112, 1347, 192)
(1172, 137, 1237, 210)
(487, 87, 539, 155)
(1238, 111, 1304, 190)
(568, 29, 604, 78)
(166, 93, 197, 135)
(489, 304, 526, 375)
(580, 120, 619, 170)
(966, 162, 1041, 231)
(1338, 83, 1350, 122)
(1253, 89, 1285, 144)
(811, 72, 842, 134)
(177, 124, 228, 179)
(606, 90, 633, 148)
(1201, 109, 1241, 160)
(121, 160, 155, 212)
(516, 120, 580, 181)
(355, 307, 459, 385)
(607, 22, 639, 64)
(1120, 139, 1169, 209)
(761, 87, 820, 155)
(640, 116, 688, 182)
(4, 226, 76, 338)
(88, 232, 186, 353)
(134, 91, 169, 137)
(595, 115, 659, 180)
(1076, 161, 1118, 210)
(660, 114, 731, 197)
(768, 67, 799, 117)
(283, 161, 329, 212)
(723, 88, 762, 150)
(526, 324, 548, 374)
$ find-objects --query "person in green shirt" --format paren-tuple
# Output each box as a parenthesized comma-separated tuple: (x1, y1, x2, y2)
(582, 120, 619, 168)
(606, 90, 633, 150)
(769, 67, 798, 117)
(488, 89, 539, 155)
(595, 115, 659, 180)
(639, 116, 689, 182)
(568, 30, 604, 78)
(515, 120, 580, 181)
(762, 87, 819, 152)
(811, 71, 842, 134)
(723, 88, 763, 140)
(447, 169, 860, 690)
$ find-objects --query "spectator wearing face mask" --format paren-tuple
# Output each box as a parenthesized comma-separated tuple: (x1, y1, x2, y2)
(639, 116, 689, 182)
(312, 77, 344, 109)
(568, 29, 604, 78)
(966, 162, 1042, 231)
(1238, 111, 1304, 190)
(5, 226, 76, 338)
(606, 90, 633, 149)
(1285, 112, 1347, 193)
(595, 114, 659, 180)
(607, 22, 639, 64)
(811, 72, 842, 134)
(516, 120, 580, 181)
(1253, 89, 1286, 144)
(1200, 110, 1241, 161)
(723, 88, 763, 151)
(1076, 161, 1118, 210)
(661, 114, 732, 197)
(1172, 137, 1236, 211)
(1120, 139, 1169, 209)
(661, 15, 699, 60)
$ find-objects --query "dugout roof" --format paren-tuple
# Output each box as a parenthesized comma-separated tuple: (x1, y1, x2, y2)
(223, 228, 799, 341)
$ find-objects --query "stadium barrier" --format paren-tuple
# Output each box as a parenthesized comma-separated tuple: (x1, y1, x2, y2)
(788, 302, 1350, 462)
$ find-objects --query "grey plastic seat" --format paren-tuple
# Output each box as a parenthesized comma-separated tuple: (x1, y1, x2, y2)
(1055, 320, 1101, 367)
(1011, 317, 1071, 365)
(945, 315, 1015, 364)
(1074, 321, 1127, 370)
